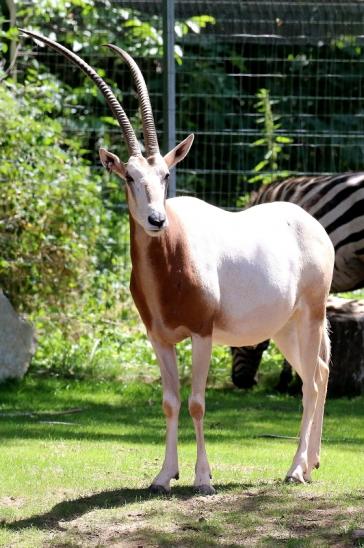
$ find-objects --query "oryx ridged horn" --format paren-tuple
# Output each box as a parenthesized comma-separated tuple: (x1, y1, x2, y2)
(105, 44, 160, 156)
(19, 29, 141, 156)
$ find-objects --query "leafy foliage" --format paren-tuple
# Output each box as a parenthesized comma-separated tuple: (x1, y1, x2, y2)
(248, 88, 293, 185)
(0, 80, 102, 312)
(17, 1, 214, 61)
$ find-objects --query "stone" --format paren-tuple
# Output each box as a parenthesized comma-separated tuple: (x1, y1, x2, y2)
(0, 290, 36, 382)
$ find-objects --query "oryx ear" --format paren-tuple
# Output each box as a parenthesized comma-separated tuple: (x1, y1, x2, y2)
(99, 148, 126, 179)
(164, 134, 194, 169)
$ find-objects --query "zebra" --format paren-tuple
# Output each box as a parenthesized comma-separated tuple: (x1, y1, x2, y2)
(232, 172, 364, 391)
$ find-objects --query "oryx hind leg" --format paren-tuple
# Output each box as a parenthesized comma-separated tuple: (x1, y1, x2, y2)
(305, 324, 330, 481)
(273, 303, 329, 484)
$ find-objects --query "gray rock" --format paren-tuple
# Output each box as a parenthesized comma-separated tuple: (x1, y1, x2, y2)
(0, 290, 36, 382)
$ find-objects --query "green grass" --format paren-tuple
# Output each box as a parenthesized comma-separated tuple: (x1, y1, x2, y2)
(0, 374, 363, 547)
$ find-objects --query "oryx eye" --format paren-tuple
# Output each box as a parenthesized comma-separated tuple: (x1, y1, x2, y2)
(125, 174, 133, 184)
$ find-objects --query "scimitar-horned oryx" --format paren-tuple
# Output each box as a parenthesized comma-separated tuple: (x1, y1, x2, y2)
(21, 29, 335, 494)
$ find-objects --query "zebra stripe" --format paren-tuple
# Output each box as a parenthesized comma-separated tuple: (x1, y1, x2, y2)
(251, 172, 364, 292)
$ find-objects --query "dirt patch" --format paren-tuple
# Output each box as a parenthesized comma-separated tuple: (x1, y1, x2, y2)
(0, 496, 24, 508)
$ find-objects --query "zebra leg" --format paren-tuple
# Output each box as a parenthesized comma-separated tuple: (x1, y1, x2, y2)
(275, 360, 303, 394)
(275, 360, 293, 392)
(231, 340, 269, 389)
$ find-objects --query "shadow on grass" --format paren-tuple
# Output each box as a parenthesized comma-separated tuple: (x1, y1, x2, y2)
(5, 482, 246, 531)
(5, 482, 364, 547)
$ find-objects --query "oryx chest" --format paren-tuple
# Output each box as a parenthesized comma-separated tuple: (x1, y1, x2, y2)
(130, 218, 219, 344)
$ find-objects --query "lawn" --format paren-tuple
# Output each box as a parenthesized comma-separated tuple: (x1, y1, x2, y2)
(0, 374, 363, 547)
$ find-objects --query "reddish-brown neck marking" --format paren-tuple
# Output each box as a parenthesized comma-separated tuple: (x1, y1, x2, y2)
(129, 204, 214, 340)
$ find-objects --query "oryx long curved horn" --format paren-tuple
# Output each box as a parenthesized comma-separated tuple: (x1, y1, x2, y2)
(19, 29, 141, 156)
(105, 44, 160, 156)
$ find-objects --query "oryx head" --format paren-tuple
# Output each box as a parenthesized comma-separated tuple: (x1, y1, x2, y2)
(20, 30, 194, 235)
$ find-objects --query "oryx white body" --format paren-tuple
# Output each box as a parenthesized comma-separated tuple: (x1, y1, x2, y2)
(21, 29, 335, 495)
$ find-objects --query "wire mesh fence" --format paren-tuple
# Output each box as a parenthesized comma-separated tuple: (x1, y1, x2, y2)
(6, 0, 364, 210)
(173, 0, 364, 207)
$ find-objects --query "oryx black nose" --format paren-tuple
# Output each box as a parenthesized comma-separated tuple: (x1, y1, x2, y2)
(148, 212, 166, 228)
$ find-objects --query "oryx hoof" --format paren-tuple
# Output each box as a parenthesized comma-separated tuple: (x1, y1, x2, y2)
(149, 484, 170, 495)
(194, 484, 216, 496)
(285, 475, 305, 485)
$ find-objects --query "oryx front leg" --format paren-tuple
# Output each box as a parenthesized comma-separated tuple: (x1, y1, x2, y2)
(149, 339, 180, 494)
(189, 335, 214, 494)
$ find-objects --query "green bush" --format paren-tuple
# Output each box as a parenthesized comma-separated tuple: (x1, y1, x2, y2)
(0, 79, 103, 313)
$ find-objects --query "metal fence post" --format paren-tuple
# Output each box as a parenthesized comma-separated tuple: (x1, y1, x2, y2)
(162, 0, 176, 197)
(5, 0, 17, 82)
